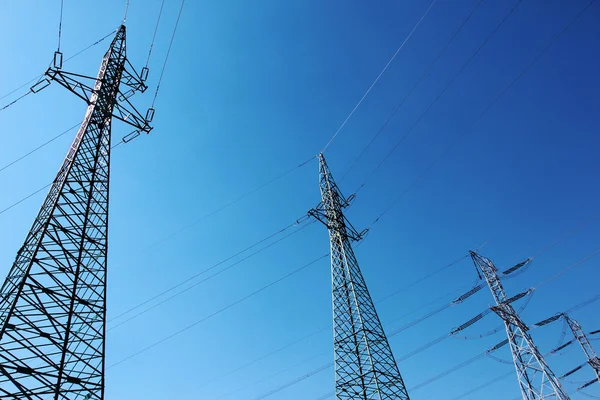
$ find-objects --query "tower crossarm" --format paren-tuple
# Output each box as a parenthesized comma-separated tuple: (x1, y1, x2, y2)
(45, 30, 152, 135)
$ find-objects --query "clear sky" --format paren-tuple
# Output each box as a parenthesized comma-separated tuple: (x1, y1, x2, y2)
(1, 0, 599, 399)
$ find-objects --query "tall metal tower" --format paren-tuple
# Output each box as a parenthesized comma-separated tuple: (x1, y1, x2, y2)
(0, 25, 150, 399)
(309, 153, 410, 400)
(470, 251, 570, 400)
(563, 314, 600, 388)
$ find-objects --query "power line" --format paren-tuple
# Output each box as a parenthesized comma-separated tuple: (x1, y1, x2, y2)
(197, 211, 597, 392)
(352, 0, 524, 197)
(108, 253, 329, 369)
(320, 0, 437, 153)
(57, 0, 64, 52)
(341, 0, 485, 180)
(0, 30, 116, 110)
(0, 123, 79, 174)
(364, 0, 594, 229)
(242, 246, 600, 400)
(151, 0, 186, 107)
(146, 0, 166, 69)
(108, 219, 315, 329)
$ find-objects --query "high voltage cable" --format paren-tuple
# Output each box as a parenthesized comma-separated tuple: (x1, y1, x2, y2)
(0, 29, 116, 109)
(108, 219, 315, 328)
(212, 282, 472, 398)
(199, 213, 595, 391)
(107, 253, 329, 369)
(0, 123, 79, 174)
(57, 0, 64, 53)
(151, 0, 185, 107)
(243, 247, 600, 400)
(0, 137, 128, 216)
(364, 0, 594, 229)
(351, 0, 524, 197)
(313, 293, 600, 400)
(217, 261, 529, 400)
(341, 0, 485, 180)
(146, 0, 166, 69)
(320, 0, 437, 153)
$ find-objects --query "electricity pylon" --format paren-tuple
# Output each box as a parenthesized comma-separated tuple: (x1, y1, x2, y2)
(470, 251, 569, 400)
(563, 314, 600, 389)
(0, 25, 151, 399)
(309, 153, 410, 400)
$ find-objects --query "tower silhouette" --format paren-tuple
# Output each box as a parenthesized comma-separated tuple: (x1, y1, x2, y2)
(309, 153, 410, 400)
(0, 25, 150, 399)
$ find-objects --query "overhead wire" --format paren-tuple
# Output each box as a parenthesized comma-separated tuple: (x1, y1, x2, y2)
(350, 0, 524, 195)
(230, 260, 534, 400)
(340, 0, 485, 180)
(151, 0, 186, 107)
(363, 0, 593, 230)
(196, 209, 597, 392)
(0, 29, 116, 110)
(108, 219, 316, 329)
(211, 281, 472, 397)
(313, 292, 600, 400)
(319, 0, 437, 153)
(108, 253, 329, 369)
(145, 0, 166, 69)
(244, 244, 600, 400)
(0, 123, 79, 174)
(58, 0, 64, 53)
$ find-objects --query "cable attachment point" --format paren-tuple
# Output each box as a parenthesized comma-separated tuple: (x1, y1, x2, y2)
(145, 107, 155, 123)
(118, 89, 136, 102)
(140, 67, 149, 82)
(53, 51, 63, 70)
(30, 79, 51, 94)
(122, 130, 141, 143)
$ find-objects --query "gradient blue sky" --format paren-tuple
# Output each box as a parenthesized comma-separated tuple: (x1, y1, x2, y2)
(1, 1, 599, 399)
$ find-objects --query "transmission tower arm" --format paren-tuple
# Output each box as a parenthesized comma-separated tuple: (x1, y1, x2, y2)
(46, 49, 152, 136)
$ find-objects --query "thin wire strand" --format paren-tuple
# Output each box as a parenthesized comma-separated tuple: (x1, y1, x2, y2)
(367, 0, 591, 229)
(108, 253, 329, 369)
(353, 0, 524, 196)
(151, 0, 186, 106)
(0, 123, 79, 174)
(58, 0, 64, 52)
(320, 0, 437, 153)
(341, 0, 485, 180)
(146, 0, 166, 68)
(0, 91, 31, 112)
(123, 0, 130, 23)
(108, 220, 314, 326)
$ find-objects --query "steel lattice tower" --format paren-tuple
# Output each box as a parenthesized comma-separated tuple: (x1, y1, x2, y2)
(564, 315, 600, 388)
(470, 251, 570, 400)
(0, 25, 150, 399)
(309, 154, 410, 400)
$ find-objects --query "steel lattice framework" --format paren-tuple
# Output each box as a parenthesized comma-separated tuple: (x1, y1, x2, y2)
(470, 251, 570, 400)
(564, 315, 600, 388)
(0, 25, 150, 399)
(309, 154, 410, 400)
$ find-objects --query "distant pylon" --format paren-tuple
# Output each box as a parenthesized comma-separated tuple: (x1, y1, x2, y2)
(470, 251, 570, 400)
(0, 25, 150, 399)
(563, 314, 600, 389)
(309, 153, 410, 400)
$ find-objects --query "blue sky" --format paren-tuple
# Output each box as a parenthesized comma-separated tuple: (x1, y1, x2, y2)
(1, 0, 599, 399)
